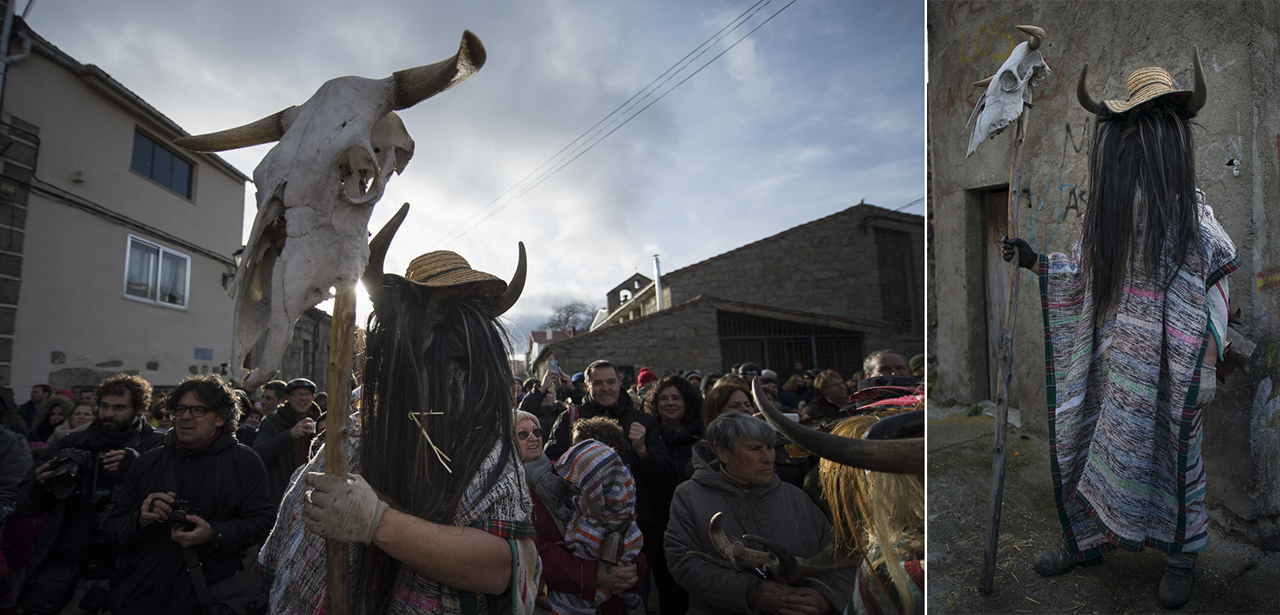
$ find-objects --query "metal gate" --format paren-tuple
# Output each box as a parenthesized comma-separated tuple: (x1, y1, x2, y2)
(717, 311, 864, 378)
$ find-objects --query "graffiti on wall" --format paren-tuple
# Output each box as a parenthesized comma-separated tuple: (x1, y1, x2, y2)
(1024, 119, 1090, 253)
(942, 9, 1061, 118)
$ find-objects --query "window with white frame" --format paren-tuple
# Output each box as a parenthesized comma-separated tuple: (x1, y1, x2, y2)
(124, 235, 189, 308)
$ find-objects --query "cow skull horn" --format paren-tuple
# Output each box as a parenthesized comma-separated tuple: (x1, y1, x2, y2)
(1077, 63, 1099, 115)
(1016, 25, 1045, 50)
(392, 30, 487, 111)
(751, 379, 924, 474)
(1188, 45, 1206, 113)
(491, 242, 526, 316)
(175, 106, 297, 153)
(707, 512, 773, 568)
(362, 203, 411, 300)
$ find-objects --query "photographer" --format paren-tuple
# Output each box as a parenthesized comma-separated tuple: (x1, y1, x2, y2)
(102, 374, 274, 614)
(14, 374, 164, 615)
(252, 378, 320, 505)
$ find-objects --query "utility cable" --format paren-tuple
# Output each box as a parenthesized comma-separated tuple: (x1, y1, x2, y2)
(439, 0, 798, 247)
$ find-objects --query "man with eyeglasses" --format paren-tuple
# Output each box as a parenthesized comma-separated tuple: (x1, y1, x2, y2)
(253, 378, 321, 505)
(14, 374, 165, 614)
(102, 374, 273, 614)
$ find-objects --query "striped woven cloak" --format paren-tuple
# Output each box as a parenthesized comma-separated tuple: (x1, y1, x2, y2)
(1039, 193, 1238, 560)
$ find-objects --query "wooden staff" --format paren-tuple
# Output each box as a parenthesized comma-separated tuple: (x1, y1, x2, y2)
(968, 24, 1046, 594)
(980, 106, 1028, 595)
(325, 285, 358, 614)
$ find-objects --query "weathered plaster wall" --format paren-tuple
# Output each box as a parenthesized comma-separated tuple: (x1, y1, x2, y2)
(928, 0, 1280, 547)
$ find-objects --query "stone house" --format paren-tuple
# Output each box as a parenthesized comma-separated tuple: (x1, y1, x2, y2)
(532, 203, 924, 383)
(1, 14, 247, 392)
(927, 1, 1280, 547)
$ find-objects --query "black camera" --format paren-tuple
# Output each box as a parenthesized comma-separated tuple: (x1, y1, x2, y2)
(166, 498, 200, 532)
(44, 447, 93, 496)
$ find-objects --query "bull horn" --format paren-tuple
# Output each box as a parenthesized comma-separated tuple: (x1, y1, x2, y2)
(1016, 25, 1045, 50)
(971, 76, 992, 88)
(362, 203, 411, 299)
(751, 379, 924, 474)
(491, 242, 526, 316)
(1077, 63, 1099, 115)
(392, 30, 487, 111)
(865, 409, 924, 441)
(174, 106, 295, 153)
(1188, 45, 1206, 113)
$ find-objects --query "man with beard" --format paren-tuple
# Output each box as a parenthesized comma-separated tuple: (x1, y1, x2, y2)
(101, 374, 274, 614)
(14, 374, 165, 614)
(253, 378, 320, 504)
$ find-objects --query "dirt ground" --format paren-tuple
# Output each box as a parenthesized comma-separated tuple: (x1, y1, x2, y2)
(927, 404, 1280, 614)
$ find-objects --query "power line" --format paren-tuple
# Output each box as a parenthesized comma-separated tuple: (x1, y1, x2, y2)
(894, 196, 925, 213)
(439, 0, 799, 247)
(436, 1, 771, 248)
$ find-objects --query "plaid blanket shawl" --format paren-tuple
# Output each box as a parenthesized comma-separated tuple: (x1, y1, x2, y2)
(257, 416, 540, 614)
(1039, 193, 1238, 559)
(545, 440, 644, 615)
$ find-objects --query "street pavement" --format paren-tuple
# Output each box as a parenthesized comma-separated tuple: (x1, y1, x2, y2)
(927, 404, 1280, 614)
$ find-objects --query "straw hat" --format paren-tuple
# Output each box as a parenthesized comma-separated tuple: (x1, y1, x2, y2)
(404, 250, 506, 298)
(362, 203, 527, 315)
(1077, 45, 1206, 115)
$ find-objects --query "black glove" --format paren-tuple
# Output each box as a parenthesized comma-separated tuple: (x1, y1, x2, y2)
(1000, 235, 1037, 270)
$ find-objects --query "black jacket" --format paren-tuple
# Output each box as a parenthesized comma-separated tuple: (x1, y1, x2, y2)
(102, 431, 274, 615)
(0, 426, 31, 534)
(15, 418, 165, 610)
(252, 401, 320, 504)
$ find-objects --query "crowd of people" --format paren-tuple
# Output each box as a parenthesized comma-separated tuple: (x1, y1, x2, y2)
(0, 348, 923, 615)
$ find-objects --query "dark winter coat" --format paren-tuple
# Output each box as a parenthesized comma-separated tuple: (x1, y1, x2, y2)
(252, 401, 320, 504)
(516, 389, 563, 443)
(0, 427, 30, 534)
(102, 431, 274, 615)
(664, 441, 854, 615)
(15, 418, 165, 613)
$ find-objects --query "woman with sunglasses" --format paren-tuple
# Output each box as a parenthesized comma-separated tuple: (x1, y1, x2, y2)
(516, 410, 641, 613)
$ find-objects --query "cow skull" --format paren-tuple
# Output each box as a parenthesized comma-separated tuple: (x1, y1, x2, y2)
(176, 31, 485, 388)
(965, 25, 1049, 157)
(689, 512, 857, 583)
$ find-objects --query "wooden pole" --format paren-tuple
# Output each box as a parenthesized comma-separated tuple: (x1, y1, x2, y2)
(981, 107, 1029, 595)
(324, 285, 357, 614)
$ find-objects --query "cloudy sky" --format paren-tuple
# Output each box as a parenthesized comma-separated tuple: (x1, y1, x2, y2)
(27, 0, 924, 352)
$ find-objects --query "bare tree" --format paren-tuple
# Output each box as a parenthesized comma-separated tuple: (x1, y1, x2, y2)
(539, 301, 596, 331)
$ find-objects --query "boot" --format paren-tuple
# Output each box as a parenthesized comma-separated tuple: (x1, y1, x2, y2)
(1158, 553, 1197, 609)
(1033, 543, 1102, 577)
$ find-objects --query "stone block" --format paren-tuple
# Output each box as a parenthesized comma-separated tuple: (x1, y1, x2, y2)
(0, 253, 21, 278)
(0, 278, 20, 305)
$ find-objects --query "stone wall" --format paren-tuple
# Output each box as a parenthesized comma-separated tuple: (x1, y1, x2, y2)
(664, 204, 924, 354)
(928, 0, 1280, 547)
(536, 299, 722, 379)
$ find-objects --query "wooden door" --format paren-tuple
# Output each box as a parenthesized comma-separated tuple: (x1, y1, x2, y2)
(982, 189, 1010, 401)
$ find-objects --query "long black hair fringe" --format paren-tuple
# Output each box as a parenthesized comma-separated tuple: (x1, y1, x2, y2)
(351, 276, 516, 613)
(1081, 97, 1202, 328)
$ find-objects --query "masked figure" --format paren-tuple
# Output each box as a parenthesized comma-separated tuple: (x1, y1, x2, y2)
(258, 213, 538, 614)
(1001, 47, 1238, 608)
